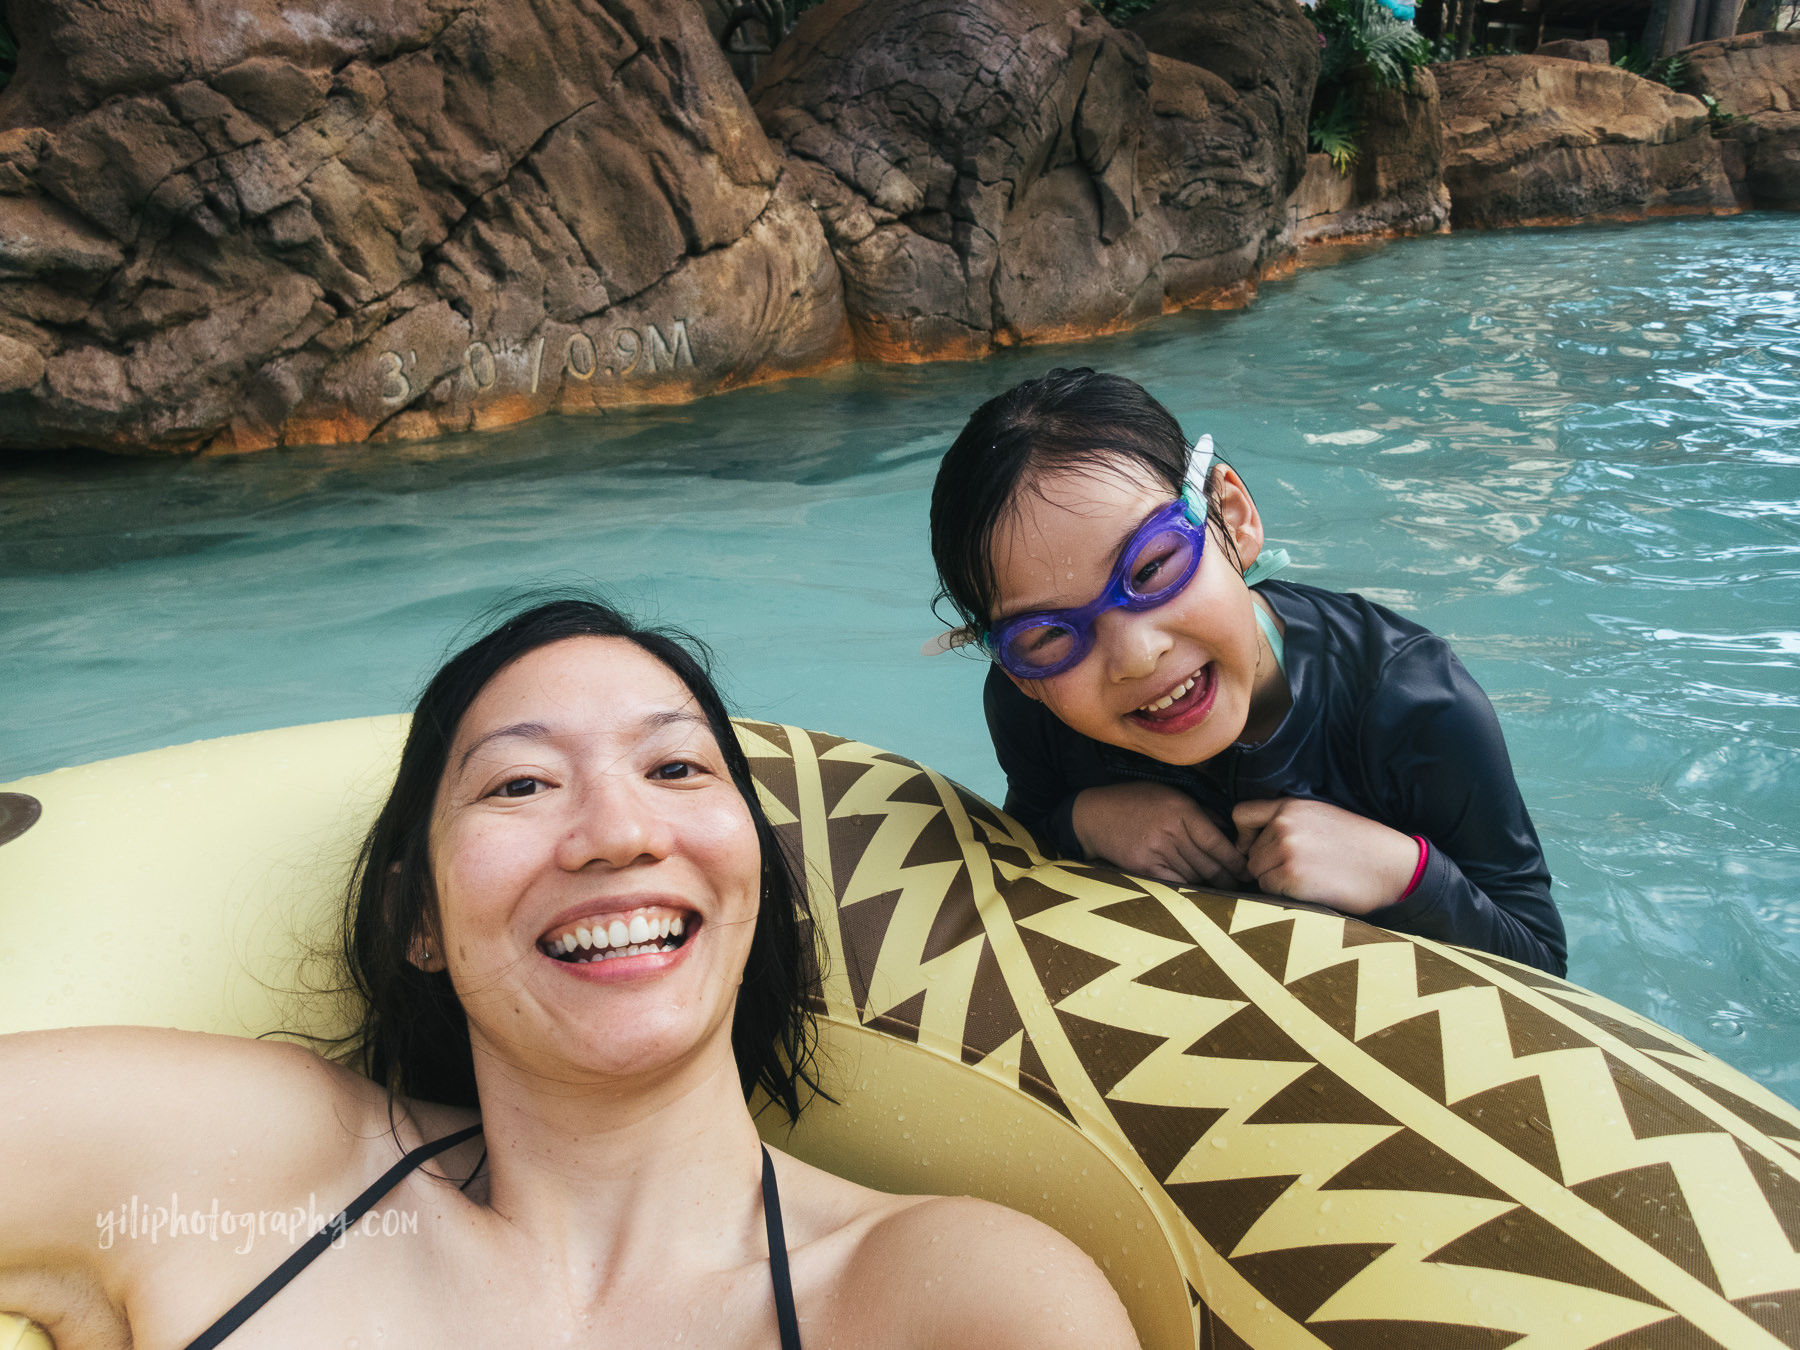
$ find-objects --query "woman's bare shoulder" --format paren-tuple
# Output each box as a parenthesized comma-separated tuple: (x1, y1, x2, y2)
(774, 1153, 1138, 1350)
(1, 1024, 382, 1127)
(854, 1195, 1138, 1349)
(0, 1026, 391, 1253)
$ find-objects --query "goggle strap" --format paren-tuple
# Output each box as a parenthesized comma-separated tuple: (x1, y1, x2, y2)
(1185, 433, 1215, 499)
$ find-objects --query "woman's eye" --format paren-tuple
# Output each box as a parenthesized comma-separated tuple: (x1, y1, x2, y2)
(495, 777, 544, 798)
(650, 760, 698, 781)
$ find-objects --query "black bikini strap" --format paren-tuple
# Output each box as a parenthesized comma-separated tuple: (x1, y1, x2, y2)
(760, 1146, 804, 1350)
(184, 1122, 483, 1350)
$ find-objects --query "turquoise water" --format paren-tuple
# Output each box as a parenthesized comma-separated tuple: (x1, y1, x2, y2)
(3, 215, 1796, 1102)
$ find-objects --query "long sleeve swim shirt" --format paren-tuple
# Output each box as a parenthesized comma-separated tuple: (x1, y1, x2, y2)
(984, 579, 1568, 976)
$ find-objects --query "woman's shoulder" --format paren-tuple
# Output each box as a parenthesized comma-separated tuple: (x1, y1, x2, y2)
(776, 1153, 1136, 1349)
(0, 1026, 395, 1203)
(856, 1194, 1136, 1346)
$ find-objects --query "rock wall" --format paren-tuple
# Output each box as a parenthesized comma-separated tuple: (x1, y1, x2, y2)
(1533, 39, 1609, 64)
(5, 0, 1772, 457)
(1128, 0, 1319, 189)
(751, 0, 1318, 362)
(1285, 69, 1451, 247)
(1436, 56, 1739, 227)
(1683, 29, 1800, 209)
(0, 0, 851, 453)
(1130, 0, 1322, 307)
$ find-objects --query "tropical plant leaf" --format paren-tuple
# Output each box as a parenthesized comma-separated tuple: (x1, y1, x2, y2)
(1311, 0, 1429, 92)
(1309, 90, 1362, 176)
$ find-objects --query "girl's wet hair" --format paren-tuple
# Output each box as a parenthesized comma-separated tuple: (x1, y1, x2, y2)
(930, 367, 1239, 630)
(341, 595, 821, 1121)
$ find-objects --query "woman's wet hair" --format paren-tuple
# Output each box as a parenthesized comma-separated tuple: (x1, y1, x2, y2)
(930, 367, 1241, 631)
(342, 596, 821, 1121)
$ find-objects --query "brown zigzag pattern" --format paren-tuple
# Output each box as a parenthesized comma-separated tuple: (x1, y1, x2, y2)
(742, 727, 1800, 1350)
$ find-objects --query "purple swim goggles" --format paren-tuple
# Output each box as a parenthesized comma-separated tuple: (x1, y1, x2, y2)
(982, 483, 1208, 679)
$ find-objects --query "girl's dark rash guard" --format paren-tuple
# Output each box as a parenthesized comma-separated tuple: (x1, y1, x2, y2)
(983, 578, 1568, 976)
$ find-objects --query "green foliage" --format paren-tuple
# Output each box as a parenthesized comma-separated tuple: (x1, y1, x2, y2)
(1312, 0, 1431, 92)
(1614, 47, 1691, 89)
(1093, 0, 1163, 19)
(1306, 0, 1427, 181)
(1700, 93, 1746, 133)
(1310, 93, 1361, 175)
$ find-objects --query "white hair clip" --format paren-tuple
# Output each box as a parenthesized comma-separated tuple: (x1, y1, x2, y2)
(922, 626, 980, 657)
(1185, 433, 1215, 496)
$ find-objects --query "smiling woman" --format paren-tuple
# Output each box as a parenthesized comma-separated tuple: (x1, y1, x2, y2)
(0, 598, 1138, 1350)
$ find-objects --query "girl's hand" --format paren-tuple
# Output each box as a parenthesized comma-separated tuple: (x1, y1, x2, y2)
(1072, 782, 1249, 888)
(1231, 798, 1419, 915)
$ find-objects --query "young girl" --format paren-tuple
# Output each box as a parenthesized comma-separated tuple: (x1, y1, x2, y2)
(927, 369, 1566, 976)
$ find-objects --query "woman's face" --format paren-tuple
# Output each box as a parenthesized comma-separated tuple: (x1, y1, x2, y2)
(426, 636, 762, 1084)
(991, 461, 1275, 766)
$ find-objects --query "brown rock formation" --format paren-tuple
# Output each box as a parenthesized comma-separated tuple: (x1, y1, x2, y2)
(752, 0, 1159, 359)
(1533, 39, 1610, 64)
(1131, 0, 1322, 305)
(1128, 0, 1320, 190)
(1286, 69, 1451, 247)
(0, 0, 851, 454)
(1436, 55, 1739, 227)
(751, 0, 1317, 361)
(1683, 29, 1800, 208)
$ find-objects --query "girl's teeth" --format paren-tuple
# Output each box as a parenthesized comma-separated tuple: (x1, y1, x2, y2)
(1141, 675, 1197, 714)
(575, 927, 593, 950)
(608, 919, 629, 947)
(628, 915, 651, 945)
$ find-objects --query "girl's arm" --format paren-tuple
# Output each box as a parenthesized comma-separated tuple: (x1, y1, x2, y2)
(1353, 636, 1567, 975)
(984, 667, 1089, 858)
(987, 667, 1247, 884)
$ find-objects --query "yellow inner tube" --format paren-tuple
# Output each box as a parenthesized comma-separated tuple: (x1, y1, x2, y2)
(3, 717, 1798, 1349)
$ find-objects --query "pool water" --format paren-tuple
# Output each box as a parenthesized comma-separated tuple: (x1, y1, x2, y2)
(3, 215, 1796, 1102)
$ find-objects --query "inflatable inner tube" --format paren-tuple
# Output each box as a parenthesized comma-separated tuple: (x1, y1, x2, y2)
(3, 717, 1798, 1350)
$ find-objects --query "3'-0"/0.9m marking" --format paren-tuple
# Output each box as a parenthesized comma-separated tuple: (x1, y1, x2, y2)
(376, 319, 696, 404)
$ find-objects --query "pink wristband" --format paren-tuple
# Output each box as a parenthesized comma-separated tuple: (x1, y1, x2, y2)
(1398, 835, 1429, 901)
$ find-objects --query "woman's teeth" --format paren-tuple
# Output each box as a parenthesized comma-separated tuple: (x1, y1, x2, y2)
(1139, 674, 1198, 714)
(542, 911, 687, 963)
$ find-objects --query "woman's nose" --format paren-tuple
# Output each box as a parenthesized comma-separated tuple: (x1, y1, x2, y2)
(554, 779, 672, 872)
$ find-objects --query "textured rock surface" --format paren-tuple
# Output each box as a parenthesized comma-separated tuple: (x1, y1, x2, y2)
(752, 0, 1316, 360)
(1285, 69, 1450, 247)
(1128, 0, 1319, 193)
(0, 0, 851, 454)
(753, 0, 1157, 359)
(1534, 39, 1610, 64)
(1684, 29, 1800, 208)
(1131, 0, 1321, 304)
(1436, 56, 1739, 227)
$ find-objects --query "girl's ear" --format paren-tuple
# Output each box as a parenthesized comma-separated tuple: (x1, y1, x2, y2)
(1211, 466, 1265, 574)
